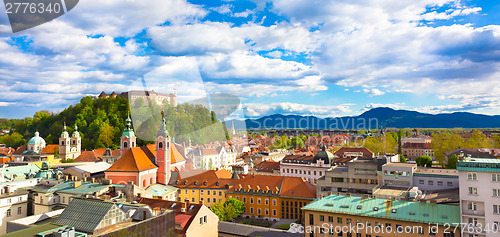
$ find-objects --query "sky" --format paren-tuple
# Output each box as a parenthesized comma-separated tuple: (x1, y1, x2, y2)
(0, 0, 499, 120)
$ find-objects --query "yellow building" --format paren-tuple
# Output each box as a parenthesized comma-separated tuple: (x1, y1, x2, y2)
(226, 175, 316, 221)
(302, 194, 460, 237)
(175, 169, 235, 207)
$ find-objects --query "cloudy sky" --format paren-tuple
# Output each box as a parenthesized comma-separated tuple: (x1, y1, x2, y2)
(0, 0, 499, 119)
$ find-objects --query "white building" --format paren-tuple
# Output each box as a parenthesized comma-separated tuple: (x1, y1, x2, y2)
(457, 157, 500, 237)
(280, 147, 333, 184)
(190, 146, 238, 170)
(0, 191, 28, 234)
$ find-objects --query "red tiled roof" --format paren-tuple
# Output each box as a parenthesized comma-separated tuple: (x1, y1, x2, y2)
(228, 175, 316, 199)
(175, 169, 234, 189)
(254, 160, 280, 172)
(74, 151, 102, 162)
(402, 142, 432, 149)
(106, 147, 157, 172)
(334, 147, 374, 158)
(12, 145, 26, 154)
(41, 144, 58, 154)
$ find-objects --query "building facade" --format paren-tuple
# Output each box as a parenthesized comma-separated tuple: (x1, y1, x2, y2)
(457, 158, 500, 237)
(280, 147, 334, 184)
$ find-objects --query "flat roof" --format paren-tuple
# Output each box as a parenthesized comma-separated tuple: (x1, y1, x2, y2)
(457, 158, 500, 172)
(302, 194, 460, 225)
(383, 163, 417, 167)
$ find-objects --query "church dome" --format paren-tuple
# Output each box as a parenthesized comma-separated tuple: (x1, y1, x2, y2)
(28, 131, 46, 145)
(314, 145, 334, 165)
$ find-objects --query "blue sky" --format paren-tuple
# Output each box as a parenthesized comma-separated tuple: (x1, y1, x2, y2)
(0, 0, 499, 119)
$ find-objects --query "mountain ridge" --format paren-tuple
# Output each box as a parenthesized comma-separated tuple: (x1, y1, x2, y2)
(226, 107, 500, 129)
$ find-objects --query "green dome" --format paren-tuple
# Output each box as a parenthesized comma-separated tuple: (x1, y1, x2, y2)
(121, 115, 135, 138)
(314, 146, 334, 165)
(28, 131, 46, 145)
(61, 125, 69, 136)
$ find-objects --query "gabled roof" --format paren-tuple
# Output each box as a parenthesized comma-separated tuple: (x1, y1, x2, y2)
(13, 145, 26, 154)
(54, 198, 123, 233)
(74, 151, 102, 162)
(106, 147, 157, 172)
(254, 160, 280, 172)
(41, 144, 58, 154)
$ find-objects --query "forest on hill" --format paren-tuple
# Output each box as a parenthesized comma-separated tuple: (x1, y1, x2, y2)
(0, 96, 228, 150)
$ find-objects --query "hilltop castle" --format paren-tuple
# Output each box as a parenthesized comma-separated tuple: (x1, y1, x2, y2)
(98, 90, 177, 107)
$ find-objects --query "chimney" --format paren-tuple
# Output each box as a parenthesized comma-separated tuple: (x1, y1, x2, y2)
(125, 181, 134, 202)
(73, 181, 82, 188)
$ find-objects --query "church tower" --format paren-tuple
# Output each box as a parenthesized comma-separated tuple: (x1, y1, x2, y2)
(58, 123, 71, 159)
(155, 115, 171, 184)
(70, 125, 81, 158)
(120, 115, 136, 156)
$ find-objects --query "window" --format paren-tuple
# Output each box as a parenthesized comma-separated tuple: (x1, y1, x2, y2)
(265, 209, 269, 215)
(158, 142, 163, 149)
(328, 216, 334, 222)
(200, 198, 204, 202)
(192, 190, 195, 195)
(192, 197, 195, 202)
(273, 199, 277, 206)
(346, 218, 351, 224)
(207, 190, 210, 195)
(337, 217, 342, 224)
(494, 221, 499, 232)
(419, 180, 424, 184)
(213, 198, 216, 203)
(320, 215, 324, 221)
(257, 208, 261, 215)
(6, 209, 11, 217)
(273, 209, 277, 216)
(447, 182, 453, 186)
(17, 207, 21, 214)
(250, 197, 254, 204)
(438, 181, 443, 186)
(468, 172, 478, 181)
(185, 190, 188, 194)
(467, 202, 477, 211)
(243, 197, 246, 203)
(201, 190, 204, 195)
(7, 198, 11, 203)
(469, 187, 478, 195)
(250, 207, 254, 214)
(366, 221, 371, 227)
(62, 197, 65, 203)
(257, 198, 261, 204)
(493, 174, 500, 182)
(494, 205, 500, 214)
(207, 198, 210, 203)
(494, 189, 500, 197)
(219, 191, 222, 196)
(199, 217, 203, 225)
(309, 214, 314, 225)
(204, 215, 207, 223)
(428, 180, 433, 185)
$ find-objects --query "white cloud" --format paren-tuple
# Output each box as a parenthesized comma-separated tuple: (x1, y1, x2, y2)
(363, 88, 385, 96)
(210, 4, 233, 15)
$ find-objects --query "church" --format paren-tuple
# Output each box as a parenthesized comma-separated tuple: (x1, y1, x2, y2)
(104, 116, 185, 189)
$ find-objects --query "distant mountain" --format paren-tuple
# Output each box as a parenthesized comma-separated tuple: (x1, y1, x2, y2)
(226, 107, 500, 129)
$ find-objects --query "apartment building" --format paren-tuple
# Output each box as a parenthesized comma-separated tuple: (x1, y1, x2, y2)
(457, 158, 500, 237)
(302, 194, 460, 237)
(226, 175, 316, 221)
(175, 169, 235, 207)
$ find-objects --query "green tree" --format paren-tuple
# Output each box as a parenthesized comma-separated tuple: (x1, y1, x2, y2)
(493, 134, 500, 148)
(399, 155, 407, 163)
(99, 124, 115, 148)
(432, 133, 464, 167)
(210, 198, 244, 221)
(0, 132, 26, 148)
(416, 155, 433, 167)
(464, 129, 490, 148)
(398, 129, 403, 154)
(446, 154, 459, 169)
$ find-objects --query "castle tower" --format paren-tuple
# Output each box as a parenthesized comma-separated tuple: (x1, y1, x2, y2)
(58, 123, 71, 159)
(120, 115, 136, 156)
(155, 116, 171, 184)
(70, 125, 81, 158)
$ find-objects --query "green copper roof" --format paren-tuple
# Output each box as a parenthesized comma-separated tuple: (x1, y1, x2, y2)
(0, 164, 41, 180)
(41, 181, 110, 195)
(457, 158, 500, 172)
(28, 131, 46, 145)
(146, 184, 177, 197)
(121, 116, 135, 138)
(302, 195, 459, 226)
(157, 117, 169, 137)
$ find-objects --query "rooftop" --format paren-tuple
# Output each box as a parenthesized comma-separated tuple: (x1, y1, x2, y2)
(302, 194, 460, 225)
(457, 158, 500, 172)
